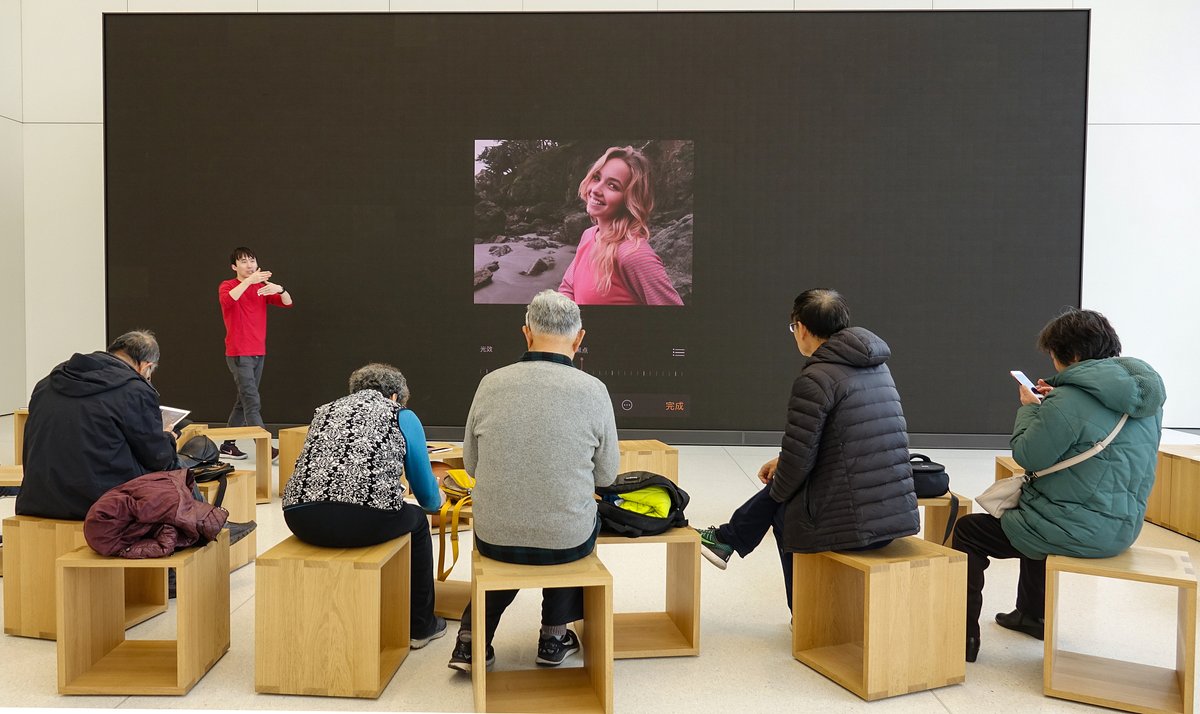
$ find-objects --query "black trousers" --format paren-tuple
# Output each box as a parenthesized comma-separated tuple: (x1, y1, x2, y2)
(283, 501, 438, 638)
(951, 512, 1046, 639)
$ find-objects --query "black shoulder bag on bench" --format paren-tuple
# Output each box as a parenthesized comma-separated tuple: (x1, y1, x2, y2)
(909, 453, 959, 545)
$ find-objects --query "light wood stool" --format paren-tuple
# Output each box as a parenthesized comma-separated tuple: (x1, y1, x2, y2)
(792, 536, 966, 700)
(255, 534, 412, 698)
(917, 492, 973, 545)
(275, 425, 310, 495)
(196, 470, 256, 572)
(57, 531, 230, 695)
(0, 466, 20, 574)
(186, 425, 272, 503)
(471, 551, 613, 713)
(12, 407, 28, 465)
(618, 440, 679, 484)
(996, 454, 1024, 481)
(1045, 547, 1197, 714)
(1147, 445, 1200, 541)
(3, 515, 167, 639)
(594, 527, 700, 658)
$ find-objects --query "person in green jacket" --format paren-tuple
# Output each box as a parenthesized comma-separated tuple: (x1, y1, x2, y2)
(953, 308, 1166, 663)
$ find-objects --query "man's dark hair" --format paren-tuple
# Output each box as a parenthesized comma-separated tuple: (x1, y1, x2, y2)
(230, 246, 256, 264)
(791, 289, 850, 339)
(1037, 308, 1122, 364)
(107, 330, 161, 365)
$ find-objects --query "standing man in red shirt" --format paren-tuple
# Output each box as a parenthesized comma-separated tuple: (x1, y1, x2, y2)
(218, 247, 293, 460)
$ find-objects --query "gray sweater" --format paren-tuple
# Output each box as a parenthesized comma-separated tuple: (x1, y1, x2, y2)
(464, 354, 619, 550)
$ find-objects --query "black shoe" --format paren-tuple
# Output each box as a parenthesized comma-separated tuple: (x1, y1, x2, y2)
(412, 616, 448, 650)
(448, 633, 494, 673)
(219, 441, 248, 460)
(966, 636, 980, 662)
(535, 629, 581, 666)
(224, 520, 257, 546)
(995, 609, 1044, 640)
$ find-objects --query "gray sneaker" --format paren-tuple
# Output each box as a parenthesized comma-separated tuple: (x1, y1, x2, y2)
(695, 526, 733, 569)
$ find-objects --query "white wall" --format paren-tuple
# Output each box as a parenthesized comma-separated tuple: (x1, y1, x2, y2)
(7, 0, 1199, 426)
(0, 0, 24, 414)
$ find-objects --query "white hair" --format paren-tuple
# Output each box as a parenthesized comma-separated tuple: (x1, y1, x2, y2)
(525, 290, 582, 338)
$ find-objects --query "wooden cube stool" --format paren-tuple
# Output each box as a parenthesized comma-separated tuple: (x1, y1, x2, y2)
(792, 536, 966, 700)
(594, 527, 700, 658)
(255, 534, 412, 698)
(1147, 446, 1200, 540)
(618, 440, 679, 484)
(1045, 547, 1197, 714)
(996, 455, 1024, 481)
(57, 531, 230, 695)
(196, 470, 257, 572)
(275, 425, 310, 495)
(917, 492, 973, 545)
(190, 425, 272, 503)
(3, 515, 167, 640)
(471, 551, 613, 713)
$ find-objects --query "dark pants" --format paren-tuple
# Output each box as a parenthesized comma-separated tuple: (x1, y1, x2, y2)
(716, 487, 892, 610)
(459, 520, 600, 646)
(951, 512, 1047, 639)
(226, 355, 265, 428)
(284, 501, 438, 638)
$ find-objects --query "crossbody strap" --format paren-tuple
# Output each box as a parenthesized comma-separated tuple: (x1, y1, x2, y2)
(1030, 413, 1129, 479)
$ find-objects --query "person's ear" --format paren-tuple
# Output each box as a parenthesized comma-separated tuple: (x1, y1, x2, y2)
(522, 325, 533, 349)
(571, 328, 586, 353)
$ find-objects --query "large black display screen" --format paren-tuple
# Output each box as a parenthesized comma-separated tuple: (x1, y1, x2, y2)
(104, 11, 1088, 439)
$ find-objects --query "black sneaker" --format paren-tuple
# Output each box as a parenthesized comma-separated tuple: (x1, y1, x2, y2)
(448, 633, 494, 673)
(535, 629, 580, 666)
(271, 447, 279, 464)
(219, 441, 248, 460)
(224, 520, 257, 546)
(412, 617, 448, 650)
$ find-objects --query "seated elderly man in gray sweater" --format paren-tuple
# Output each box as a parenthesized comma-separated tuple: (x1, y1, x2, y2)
(448, 289, 620, 673)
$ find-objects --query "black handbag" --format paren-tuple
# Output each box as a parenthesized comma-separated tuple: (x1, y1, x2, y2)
(179, 435, 234, 507)
(909, 453, 949, 498)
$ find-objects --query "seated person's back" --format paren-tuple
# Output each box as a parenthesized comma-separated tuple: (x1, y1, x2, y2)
(16, 331, 176, 520)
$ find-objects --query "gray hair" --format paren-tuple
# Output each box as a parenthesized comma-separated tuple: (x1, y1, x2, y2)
(525, 290, 582, 338)
(348, 362, 410, 404)
(107, 330, 161, 366)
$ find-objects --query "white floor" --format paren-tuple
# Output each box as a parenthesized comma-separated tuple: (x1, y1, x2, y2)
(2, 413, 1199, 714)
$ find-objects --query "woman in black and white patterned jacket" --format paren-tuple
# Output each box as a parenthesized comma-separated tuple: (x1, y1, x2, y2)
(282, 362, 448, 648)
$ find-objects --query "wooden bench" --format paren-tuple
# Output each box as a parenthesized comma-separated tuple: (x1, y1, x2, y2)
(276, 425, 310, 495)
(593, 527, 700, 658)
(196, 470, 256, 572)
(12, 407, 27, 464)
(792, 536, 966, 701)
(3, 515, 167, 640)
(182, 424, 272, 503)
(471, 551, 613, 713)
(996, 454, 1024, 480)
(57, 531, 229, 695)
(1045, 547, 1196, 714)
(917, 492, 973, 545)
(1147, 445, 1200, 541)
(618, 440, 679, 484)
(255, 534, 412, 698)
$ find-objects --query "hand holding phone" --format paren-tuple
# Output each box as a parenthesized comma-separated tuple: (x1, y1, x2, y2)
(1010, 370, 1042, 402)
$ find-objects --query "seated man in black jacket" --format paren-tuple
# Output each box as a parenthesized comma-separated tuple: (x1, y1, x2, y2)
(695, 289, 920, 610)
(16, 330, 179, 520)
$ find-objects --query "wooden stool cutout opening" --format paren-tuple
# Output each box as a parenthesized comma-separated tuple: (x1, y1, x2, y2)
(56, 531, 230, 695)
(792, 536, 966, 701)
(471, 551, 613, 713)
(255, 534, 412, 699)
(592, 527, 700, 658)
(1045, 547, 1197, 714)
(4, 515, 167, 640)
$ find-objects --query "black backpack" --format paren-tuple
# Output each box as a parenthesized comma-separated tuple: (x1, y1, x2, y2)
(178, 435, 234, 507)
(909, 453, 949, 498)
(596, 471, 689, 537)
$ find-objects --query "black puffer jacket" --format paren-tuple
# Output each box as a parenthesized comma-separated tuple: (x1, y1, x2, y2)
(17, 352, 178, 520)
(769, 327, 919, 553)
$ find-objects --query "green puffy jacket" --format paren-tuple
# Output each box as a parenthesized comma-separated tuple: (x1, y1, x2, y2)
(1002, 356, 1166, 559)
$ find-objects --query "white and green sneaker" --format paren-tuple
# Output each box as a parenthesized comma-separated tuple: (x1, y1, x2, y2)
(695, 526, 733, 569)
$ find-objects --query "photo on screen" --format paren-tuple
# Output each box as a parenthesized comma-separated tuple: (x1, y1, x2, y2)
(473, 139, 694, 306)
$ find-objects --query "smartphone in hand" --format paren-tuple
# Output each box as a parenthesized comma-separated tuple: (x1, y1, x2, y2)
(1010, 370, 1042, 400)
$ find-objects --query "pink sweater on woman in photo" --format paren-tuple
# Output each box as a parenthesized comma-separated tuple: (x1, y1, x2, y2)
(559, 226, 684, 306)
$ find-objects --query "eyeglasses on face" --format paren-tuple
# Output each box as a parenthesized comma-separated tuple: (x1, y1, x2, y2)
(788, 322, 797, 334)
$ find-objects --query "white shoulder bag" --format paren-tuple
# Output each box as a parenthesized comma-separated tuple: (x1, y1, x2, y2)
(977, 413, 1129, 518)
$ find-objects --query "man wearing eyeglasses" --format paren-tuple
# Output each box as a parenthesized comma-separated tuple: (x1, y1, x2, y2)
(694, 289, 919, 611)
(16, 330, 179, 520)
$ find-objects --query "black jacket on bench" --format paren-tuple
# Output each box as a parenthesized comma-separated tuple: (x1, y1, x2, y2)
(769, 327, 919, 553)
(16, 351, 177, 521)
